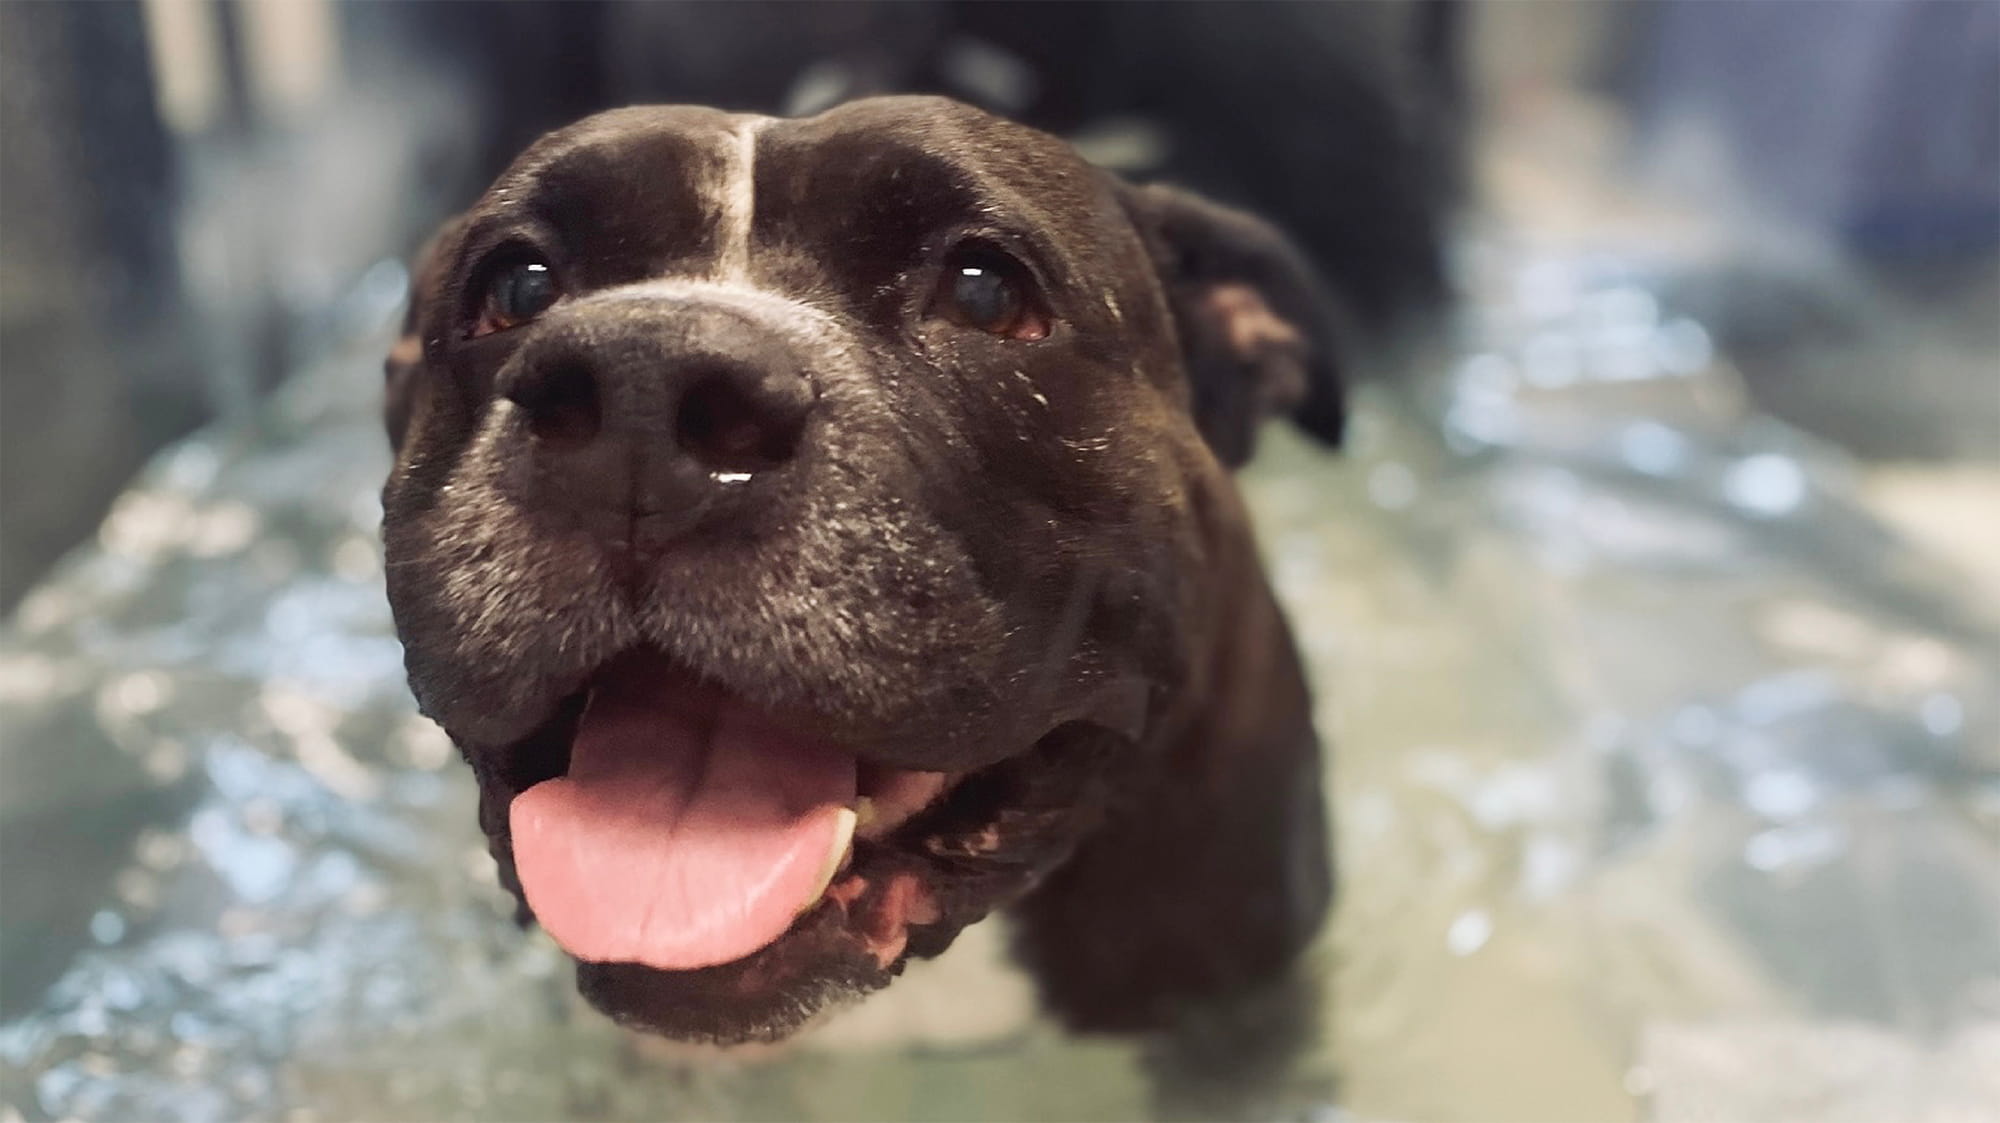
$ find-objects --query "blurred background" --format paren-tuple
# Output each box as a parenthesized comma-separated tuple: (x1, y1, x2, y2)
(1, 3, 1996, 1121)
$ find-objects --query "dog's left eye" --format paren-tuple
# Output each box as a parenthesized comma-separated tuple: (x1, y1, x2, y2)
(933, 247, 1049, 341)
(472, 260, 560, 337)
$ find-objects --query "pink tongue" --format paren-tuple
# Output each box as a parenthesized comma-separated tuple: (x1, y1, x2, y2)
(509, 671, 856, 971)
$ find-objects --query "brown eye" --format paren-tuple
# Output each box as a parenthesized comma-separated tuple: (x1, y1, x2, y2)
(934, 247, 1049, 340)
(472, 260, 559, 337)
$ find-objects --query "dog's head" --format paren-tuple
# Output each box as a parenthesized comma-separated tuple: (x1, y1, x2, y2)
(381, 96, 1343, 1042)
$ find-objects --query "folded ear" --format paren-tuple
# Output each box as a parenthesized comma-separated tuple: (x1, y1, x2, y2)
(1118, 183, 1349, 466)
(383, 214, 467, 450)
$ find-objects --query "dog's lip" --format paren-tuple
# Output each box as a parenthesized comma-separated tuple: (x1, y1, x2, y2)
(484, 648, 976, 813)
(442, 639, 1156, 774)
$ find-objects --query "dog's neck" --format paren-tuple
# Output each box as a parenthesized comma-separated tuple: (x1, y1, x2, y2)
(1009, 472, 1329, 1031)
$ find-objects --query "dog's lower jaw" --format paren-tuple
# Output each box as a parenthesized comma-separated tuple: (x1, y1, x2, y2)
(471, 714, 1133, 1043)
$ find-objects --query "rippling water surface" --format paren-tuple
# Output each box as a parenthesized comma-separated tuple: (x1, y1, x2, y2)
(3, 248, 1996, 1122)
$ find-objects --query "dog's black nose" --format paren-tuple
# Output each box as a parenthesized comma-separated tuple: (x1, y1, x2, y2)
(499, 303, 817, 552)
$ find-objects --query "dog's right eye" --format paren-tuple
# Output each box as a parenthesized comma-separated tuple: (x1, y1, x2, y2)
(932, 246, 1049, 341)
(471, 260, 559, 337)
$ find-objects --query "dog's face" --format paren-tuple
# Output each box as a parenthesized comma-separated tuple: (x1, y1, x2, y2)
(382, 96, 1342, 1042)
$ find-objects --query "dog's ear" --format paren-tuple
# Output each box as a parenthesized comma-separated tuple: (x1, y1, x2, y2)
(1119, 183, 1349, 466)
(384, 214, 466, 450)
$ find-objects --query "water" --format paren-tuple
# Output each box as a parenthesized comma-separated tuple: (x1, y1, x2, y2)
(3, 247, 1997, 1122)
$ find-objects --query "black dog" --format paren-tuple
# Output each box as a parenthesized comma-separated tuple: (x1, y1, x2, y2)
(382, 96, 1342, 1044)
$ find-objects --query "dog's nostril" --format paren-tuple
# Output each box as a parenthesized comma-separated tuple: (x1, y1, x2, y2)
(508, 360, 602, 446)
(676, 374, 803, 475)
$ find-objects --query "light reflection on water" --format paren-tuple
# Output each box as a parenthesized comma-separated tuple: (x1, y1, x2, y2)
(2, 249, 1997, 1122)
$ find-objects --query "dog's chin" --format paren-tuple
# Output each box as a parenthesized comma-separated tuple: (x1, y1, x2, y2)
(571, 891, 919, 1044)
(462, 648, 1126, 1043)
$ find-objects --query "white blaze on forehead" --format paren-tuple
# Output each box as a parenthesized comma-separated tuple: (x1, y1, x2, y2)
(713, 116, 772, 283)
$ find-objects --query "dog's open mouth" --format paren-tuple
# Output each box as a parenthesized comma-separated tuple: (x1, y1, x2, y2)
(509, 652, 961, 972)
(484, 649, 1120, 1026)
